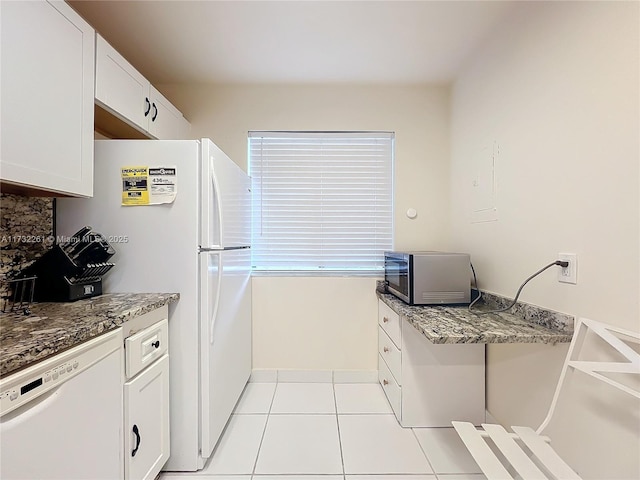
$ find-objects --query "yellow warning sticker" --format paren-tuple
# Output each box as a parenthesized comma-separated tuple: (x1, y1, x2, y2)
(121, 167, 150, 205)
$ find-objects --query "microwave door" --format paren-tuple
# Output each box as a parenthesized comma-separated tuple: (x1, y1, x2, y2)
(385, 256, 410, 303)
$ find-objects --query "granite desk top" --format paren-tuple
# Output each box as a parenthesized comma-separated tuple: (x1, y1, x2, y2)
(377, 290, 574, 345)
(0, 293, 179, 377)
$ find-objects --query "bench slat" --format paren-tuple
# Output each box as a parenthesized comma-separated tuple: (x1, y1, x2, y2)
(512, 426, 581, 480)
(482, 423, 547, 480)
(452, 421, 514, 480)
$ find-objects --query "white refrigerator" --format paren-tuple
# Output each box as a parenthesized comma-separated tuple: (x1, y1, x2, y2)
(56, 139, 252, 471)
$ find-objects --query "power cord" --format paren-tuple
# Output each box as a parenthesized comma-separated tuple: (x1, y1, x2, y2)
(469, 259, 569, 314)
(469, 262, 482, 311)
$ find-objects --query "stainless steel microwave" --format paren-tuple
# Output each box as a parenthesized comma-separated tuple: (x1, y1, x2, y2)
(384, 251, 471, 305)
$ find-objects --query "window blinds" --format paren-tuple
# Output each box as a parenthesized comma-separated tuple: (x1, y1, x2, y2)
(249, 131, 394, 274)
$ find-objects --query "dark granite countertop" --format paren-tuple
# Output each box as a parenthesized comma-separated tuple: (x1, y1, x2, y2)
(377, 288, 574, 345)
(0, 293, 179, 377)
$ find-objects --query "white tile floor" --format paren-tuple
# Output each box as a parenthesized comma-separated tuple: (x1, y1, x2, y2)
(160, 382, 486, 480)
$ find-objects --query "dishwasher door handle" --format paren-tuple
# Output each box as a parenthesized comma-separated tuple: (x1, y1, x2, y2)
(0, 387, 60, 424)
(131, 424, 141, 457)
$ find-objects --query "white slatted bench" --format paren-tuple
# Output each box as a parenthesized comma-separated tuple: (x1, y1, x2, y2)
(453, 317, 640, 480)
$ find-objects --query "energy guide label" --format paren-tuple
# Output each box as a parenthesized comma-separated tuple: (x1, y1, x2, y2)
(121, 167, 149, 205)
(149, 167, 177, 204)
(121, 166, 177, 205)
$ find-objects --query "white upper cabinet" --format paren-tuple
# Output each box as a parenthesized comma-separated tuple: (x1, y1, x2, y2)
(148, 86, 191, 140)
(0, 0, 95, 197)
(95, 35, 190, 140)
(95, 35, 150, 133)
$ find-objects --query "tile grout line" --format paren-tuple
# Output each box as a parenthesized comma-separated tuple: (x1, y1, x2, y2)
(411, 427, 437, 478)
(238, 381, 432, 479)
(333, 382, 346, 477)
(250, 383, 278, 477)
(174, 382, 453, 480)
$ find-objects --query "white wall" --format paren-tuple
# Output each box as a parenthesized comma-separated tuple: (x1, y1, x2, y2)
(159, 83, 451, 370)
(450, 2, 639, 478)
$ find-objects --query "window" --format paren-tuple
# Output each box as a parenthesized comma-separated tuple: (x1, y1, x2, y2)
(249, 131, 394, 275)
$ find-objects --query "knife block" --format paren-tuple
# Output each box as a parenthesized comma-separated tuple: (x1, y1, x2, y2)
(22, 245, 114, 302)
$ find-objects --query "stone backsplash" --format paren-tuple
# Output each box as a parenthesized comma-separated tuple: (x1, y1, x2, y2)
(0, 194, 54, 301)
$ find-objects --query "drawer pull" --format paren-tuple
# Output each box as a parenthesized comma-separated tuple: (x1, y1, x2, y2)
(383, 316, 389, 323)
(383, 347, 390, 353)
(131, 424, 141, 457)
(382, 379, 389, 386)
(152, 340, 160, 349)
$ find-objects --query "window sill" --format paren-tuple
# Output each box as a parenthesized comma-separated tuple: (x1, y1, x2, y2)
(251, 270, 384, 278)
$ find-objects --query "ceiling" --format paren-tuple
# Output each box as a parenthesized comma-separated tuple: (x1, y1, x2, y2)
(69, 0, 518, 86)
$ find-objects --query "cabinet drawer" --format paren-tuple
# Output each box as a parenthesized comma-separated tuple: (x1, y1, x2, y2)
(378, 300, 401, 348)
(378, 354, 401, 420)
(125, 319, 168, 379)
(378, 326, 401, 385)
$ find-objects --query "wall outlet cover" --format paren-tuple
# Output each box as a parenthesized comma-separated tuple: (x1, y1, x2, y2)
(558, 253, 577, 284)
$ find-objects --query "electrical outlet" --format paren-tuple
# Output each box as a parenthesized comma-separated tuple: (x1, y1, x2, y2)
(558, 253, 577, 284)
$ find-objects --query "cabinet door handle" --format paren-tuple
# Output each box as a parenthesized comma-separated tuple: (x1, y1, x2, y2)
(131, 424, 141, 457)
(382, 379, 389, 386)
(383, 347, 389, 353)
(151, 103, 158, 121)
(152, 340, 160, 348)
(383, 316, 389, 323)
(144, 98, 151, 116)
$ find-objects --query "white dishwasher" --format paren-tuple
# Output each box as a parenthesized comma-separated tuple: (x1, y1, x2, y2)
(0, 328, 123, 479)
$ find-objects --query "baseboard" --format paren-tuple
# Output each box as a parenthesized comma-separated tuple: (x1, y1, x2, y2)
(333, 370, 379, 383)
(249, 369, 278, 383)
(249, 368, 379, 383)
(277, 369, 333, 383)
(485, 409, 498, 424)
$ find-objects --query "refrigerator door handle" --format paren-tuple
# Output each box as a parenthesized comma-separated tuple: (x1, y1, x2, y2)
(209, 254, 223, 345)
(199, 246, 250, 253)
(202, 152, 224, 249)
(211, 158, 224, 248)
(200, 139, 252, 249)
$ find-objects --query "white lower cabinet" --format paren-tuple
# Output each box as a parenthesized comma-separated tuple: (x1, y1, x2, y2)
(123, 318, 170, 480)
(378, 352, 401, 415)
(378, 299, 486, 427)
